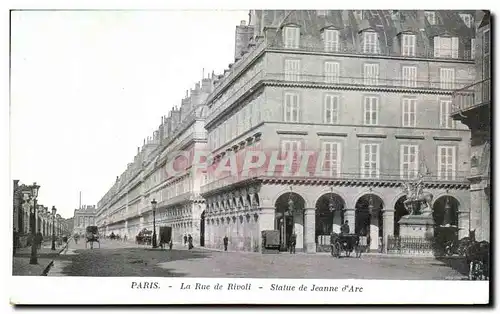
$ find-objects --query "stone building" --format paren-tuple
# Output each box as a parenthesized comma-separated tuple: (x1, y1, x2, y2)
(73, 205, 97, 235)
(451, 11, 490, 242)
(95, 76, 216, 244)
(13, 180, 69, 246)
(200, 10, 476, 253)
(95, 10, 480, 253)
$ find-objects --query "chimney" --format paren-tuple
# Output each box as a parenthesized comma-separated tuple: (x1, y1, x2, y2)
(201, 78, 213, 93)
(234, 21, 254, 60)
(241, 20, 246, 26)
(263, 26, 278, 45)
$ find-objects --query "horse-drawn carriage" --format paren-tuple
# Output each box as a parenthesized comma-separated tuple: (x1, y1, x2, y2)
(330, 233, 363, 258)
(136, 228, 153, 246)
(85, 226, 100, 249)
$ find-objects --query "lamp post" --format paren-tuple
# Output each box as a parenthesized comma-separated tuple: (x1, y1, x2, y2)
(29, 182, 40, 265)
(51, 206, 57, 250)
(151, 199, 157, 248)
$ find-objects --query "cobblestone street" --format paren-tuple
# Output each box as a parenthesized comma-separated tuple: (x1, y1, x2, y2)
(48, 239, 468, 279)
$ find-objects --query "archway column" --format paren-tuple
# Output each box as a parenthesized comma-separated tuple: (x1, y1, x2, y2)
(304, 208, 316, 253)
(344, 209, 355, 233)
(382, 209, 395, 253)
(458, 210, 470, 239)
(258, 207, 275, 232)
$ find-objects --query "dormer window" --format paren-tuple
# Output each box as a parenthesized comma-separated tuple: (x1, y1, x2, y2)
(283, 26, 300, 49)
(323, 29, 340, 52)
(363, 31, 379, 54)
(460, 13, 473, 28)
(317, 10, 327, 17)
(425, 11, 436, 25)
(434, 36, 459, 59)
(402, 34, 416, 57)
(354, 10, 363, 21)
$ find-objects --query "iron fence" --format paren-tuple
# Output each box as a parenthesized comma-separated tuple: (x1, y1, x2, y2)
(387, 235, 435, 255)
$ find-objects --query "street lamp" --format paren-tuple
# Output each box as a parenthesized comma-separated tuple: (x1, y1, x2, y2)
(51, 206, 57, 250)
(151, 199, 158, 248)
(29, 182, 40, 265)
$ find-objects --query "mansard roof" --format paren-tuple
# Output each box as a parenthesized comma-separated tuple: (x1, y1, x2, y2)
(261, 10, 476, 51)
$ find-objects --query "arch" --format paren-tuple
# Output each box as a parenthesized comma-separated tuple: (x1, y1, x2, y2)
(352, 190, 386, 210)
(311, 188, 349, 208)
(389, 192, 409, 210)
(354, 193, 385, 251)
(432, 195, 460, 251)
(271, 187, 310, 209)
(274, 191, 306, 251)
(393, 195, 408, 237)
(314, 192, 347, 249)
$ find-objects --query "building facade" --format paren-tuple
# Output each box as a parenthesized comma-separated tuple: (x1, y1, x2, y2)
(73, 205, 97, 235)
(95, 10, 479, 254)
(95, 77, 216, 245)
(13, 180, 70, 247)
(451, 11, 490, 242)
(200, 10, 475, 253)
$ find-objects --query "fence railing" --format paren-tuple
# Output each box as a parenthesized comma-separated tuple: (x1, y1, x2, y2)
(387, 236, 435, 255)
(451, 78, 491, 113)
(268, 42, 474, 62)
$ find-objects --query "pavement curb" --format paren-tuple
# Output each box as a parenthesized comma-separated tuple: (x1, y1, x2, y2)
(41, 239, 72, 276)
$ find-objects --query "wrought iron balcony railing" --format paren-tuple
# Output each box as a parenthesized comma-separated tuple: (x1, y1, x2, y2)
(451, 78, 491, 114)
(267, 43, 474, 62)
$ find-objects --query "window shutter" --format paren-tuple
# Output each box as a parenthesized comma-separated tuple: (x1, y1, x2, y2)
(434, 36, 440, 57)
(451, 37, 459, 59)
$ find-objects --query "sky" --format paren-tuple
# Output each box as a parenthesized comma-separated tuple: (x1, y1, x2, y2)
(10, 10, 249, 219)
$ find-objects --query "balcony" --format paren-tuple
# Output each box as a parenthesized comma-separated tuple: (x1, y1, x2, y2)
(265, 73, 473, 91)
(201, 167, 469, 195)
(451, 79, 491, 115)
(267, 42, 474, 62)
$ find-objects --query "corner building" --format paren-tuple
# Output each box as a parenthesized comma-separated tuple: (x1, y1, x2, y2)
(201, 10, 477, 253)
(95, 77, 215, 246)
(451, 11, 491, 242)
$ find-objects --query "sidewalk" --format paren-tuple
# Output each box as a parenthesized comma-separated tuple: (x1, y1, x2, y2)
(12, 239, 71, 276)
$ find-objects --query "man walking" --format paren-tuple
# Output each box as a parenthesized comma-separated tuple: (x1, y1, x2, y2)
(183, 234, 188, 247)
(188, 234, 193, 250)
(289, 233, 297, 254)
(223, 235, 229, 251)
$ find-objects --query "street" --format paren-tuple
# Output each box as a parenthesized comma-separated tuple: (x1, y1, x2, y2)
(48, 239, 468, 279)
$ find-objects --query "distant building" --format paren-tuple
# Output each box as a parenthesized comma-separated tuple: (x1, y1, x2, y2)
(73, 205, 97, 235)
(451, 11, 490, 242)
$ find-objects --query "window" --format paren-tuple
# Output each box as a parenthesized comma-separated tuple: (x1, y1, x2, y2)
(324, 29, 340, 52)
(440, 68, 455, 89)
(285, 59, 301, 81)
(437, 146, 456, 180)
(402, 97, 417, 127)
(281, 140, 302, 171)
(471, 38, 475, 60)
(363, 32, 378, 54)
(434, 36, 459, 58)
(361, 143, 380, 178)
(425, 11, 436, 25)
(402, 34, 416, 56)
(484, 29, 490, 55)
(364, 63, 379, 85)
(283, 26, 300, 49)
(354, 10, 363, 21)
(439, 99, 455, 128)
(322, 142, 341, 177)
(402, 66, 417, 87)
(324, 94, 339, 124)
(363, 96, 379, 125)
(400, 145, 419, 179)
(460, 13, 473, 28)
(284, 92, 299, 122)
(324, 61, 340, 84)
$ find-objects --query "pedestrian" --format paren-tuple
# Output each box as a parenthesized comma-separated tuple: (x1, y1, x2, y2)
(341, 220, 350, 235)
(289, 233, 297, 254)
(169, 240, 173, 250)
(223, 235, 229, 251)
(183, 235, 188, 247)
(188, 234, 193, 250)
(35, 230, 43, 250)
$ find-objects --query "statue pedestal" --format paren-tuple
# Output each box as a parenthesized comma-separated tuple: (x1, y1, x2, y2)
(399, 214, 434, 239)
